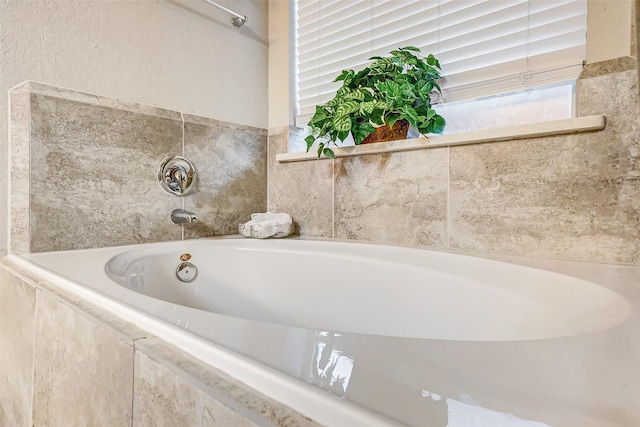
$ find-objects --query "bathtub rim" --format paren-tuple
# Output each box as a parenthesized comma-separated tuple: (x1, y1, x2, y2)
(2, 250, 404, 427)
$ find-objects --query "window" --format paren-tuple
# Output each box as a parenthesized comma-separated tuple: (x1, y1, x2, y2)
(294, 0, 586, 135)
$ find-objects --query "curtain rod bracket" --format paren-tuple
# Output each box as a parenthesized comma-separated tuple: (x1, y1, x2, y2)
(231, 16, 248, 29)
(201, 0, 248, 28)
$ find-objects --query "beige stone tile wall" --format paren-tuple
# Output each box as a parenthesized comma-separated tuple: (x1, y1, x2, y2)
(32, 288, 136, 426)
(134, 351, 260, 427)
(268, 65, 640, 265)
(183, 114, 267, 238)
(28, 91, 182, 252)
(335, 149, 449, 247)
(0, 267, 37, 426)
(268, 130, 334, 237)
(0, 262, 321, 426)
(9, 82, 268, 253)
(448, 132, 639, 263)
(134, 338, 321, 427)
(451, 67, 639, 263)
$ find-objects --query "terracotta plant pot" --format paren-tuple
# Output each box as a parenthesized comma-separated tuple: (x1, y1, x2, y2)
(359, 119, 410, 145)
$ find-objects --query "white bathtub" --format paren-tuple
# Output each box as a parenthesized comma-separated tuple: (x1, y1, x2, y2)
(8, 237, 639, 427)
(102, 237, 627, 342)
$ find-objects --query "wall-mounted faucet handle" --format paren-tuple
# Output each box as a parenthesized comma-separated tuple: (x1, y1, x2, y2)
(157, 156, 196, 196)
(171, 209, 197, 224)
(165, 166, 188, 193)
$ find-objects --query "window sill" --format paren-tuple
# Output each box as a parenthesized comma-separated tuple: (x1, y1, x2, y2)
(276, 115, 606, 163)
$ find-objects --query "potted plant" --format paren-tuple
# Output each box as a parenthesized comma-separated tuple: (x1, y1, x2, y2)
(305, 46, 446, 158)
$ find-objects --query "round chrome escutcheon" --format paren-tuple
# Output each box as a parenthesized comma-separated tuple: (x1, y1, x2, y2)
(176, 262, 197, 282)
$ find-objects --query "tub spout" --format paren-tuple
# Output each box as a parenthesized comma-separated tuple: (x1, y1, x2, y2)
(171, 209, 197, 224)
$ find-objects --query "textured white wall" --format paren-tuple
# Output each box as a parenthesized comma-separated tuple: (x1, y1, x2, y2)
(267, 0, 289, 129)
(0, 0, 268, 255)
(587, 0, 634, 63)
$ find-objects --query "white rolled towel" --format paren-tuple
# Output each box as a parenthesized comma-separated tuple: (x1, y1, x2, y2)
(238, 212, 294, 239)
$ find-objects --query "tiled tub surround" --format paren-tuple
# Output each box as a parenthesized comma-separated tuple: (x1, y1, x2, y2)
(269, 64, 640, 265)
(267, 132, 334, 237)
(2, 239, 640, 427)
(9, 82, 267, 253)
(0, 261, 320, 427)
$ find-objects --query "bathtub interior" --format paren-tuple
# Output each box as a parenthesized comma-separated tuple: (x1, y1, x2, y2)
(102, 239, 630, 342)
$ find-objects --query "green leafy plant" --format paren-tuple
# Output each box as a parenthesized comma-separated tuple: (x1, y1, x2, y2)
(305, 46, 446, 158)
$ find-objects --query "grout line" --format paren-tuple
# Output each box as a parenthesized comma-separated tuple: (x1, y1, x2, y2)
(130, 346, 136, 427)
(27, 92, 32, 252)
(332, 158, 335, 239)
(129, 337, 151, 426)
(180, 112, 185, 240)
(29, 288, 40, 426)
(6, 90, 13, 253)
(266, 131, 271, 211)
(446, 146, 451, 249)
(180, 112, 185, 156)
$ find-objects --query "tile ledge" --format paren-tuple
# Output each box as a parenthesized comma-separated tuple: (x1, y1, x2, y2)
(276, 115, 606, 163)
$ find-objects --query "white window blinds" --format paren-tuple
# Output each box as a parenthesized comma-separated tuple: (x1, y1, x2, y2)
(295, 0, 586, 123)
